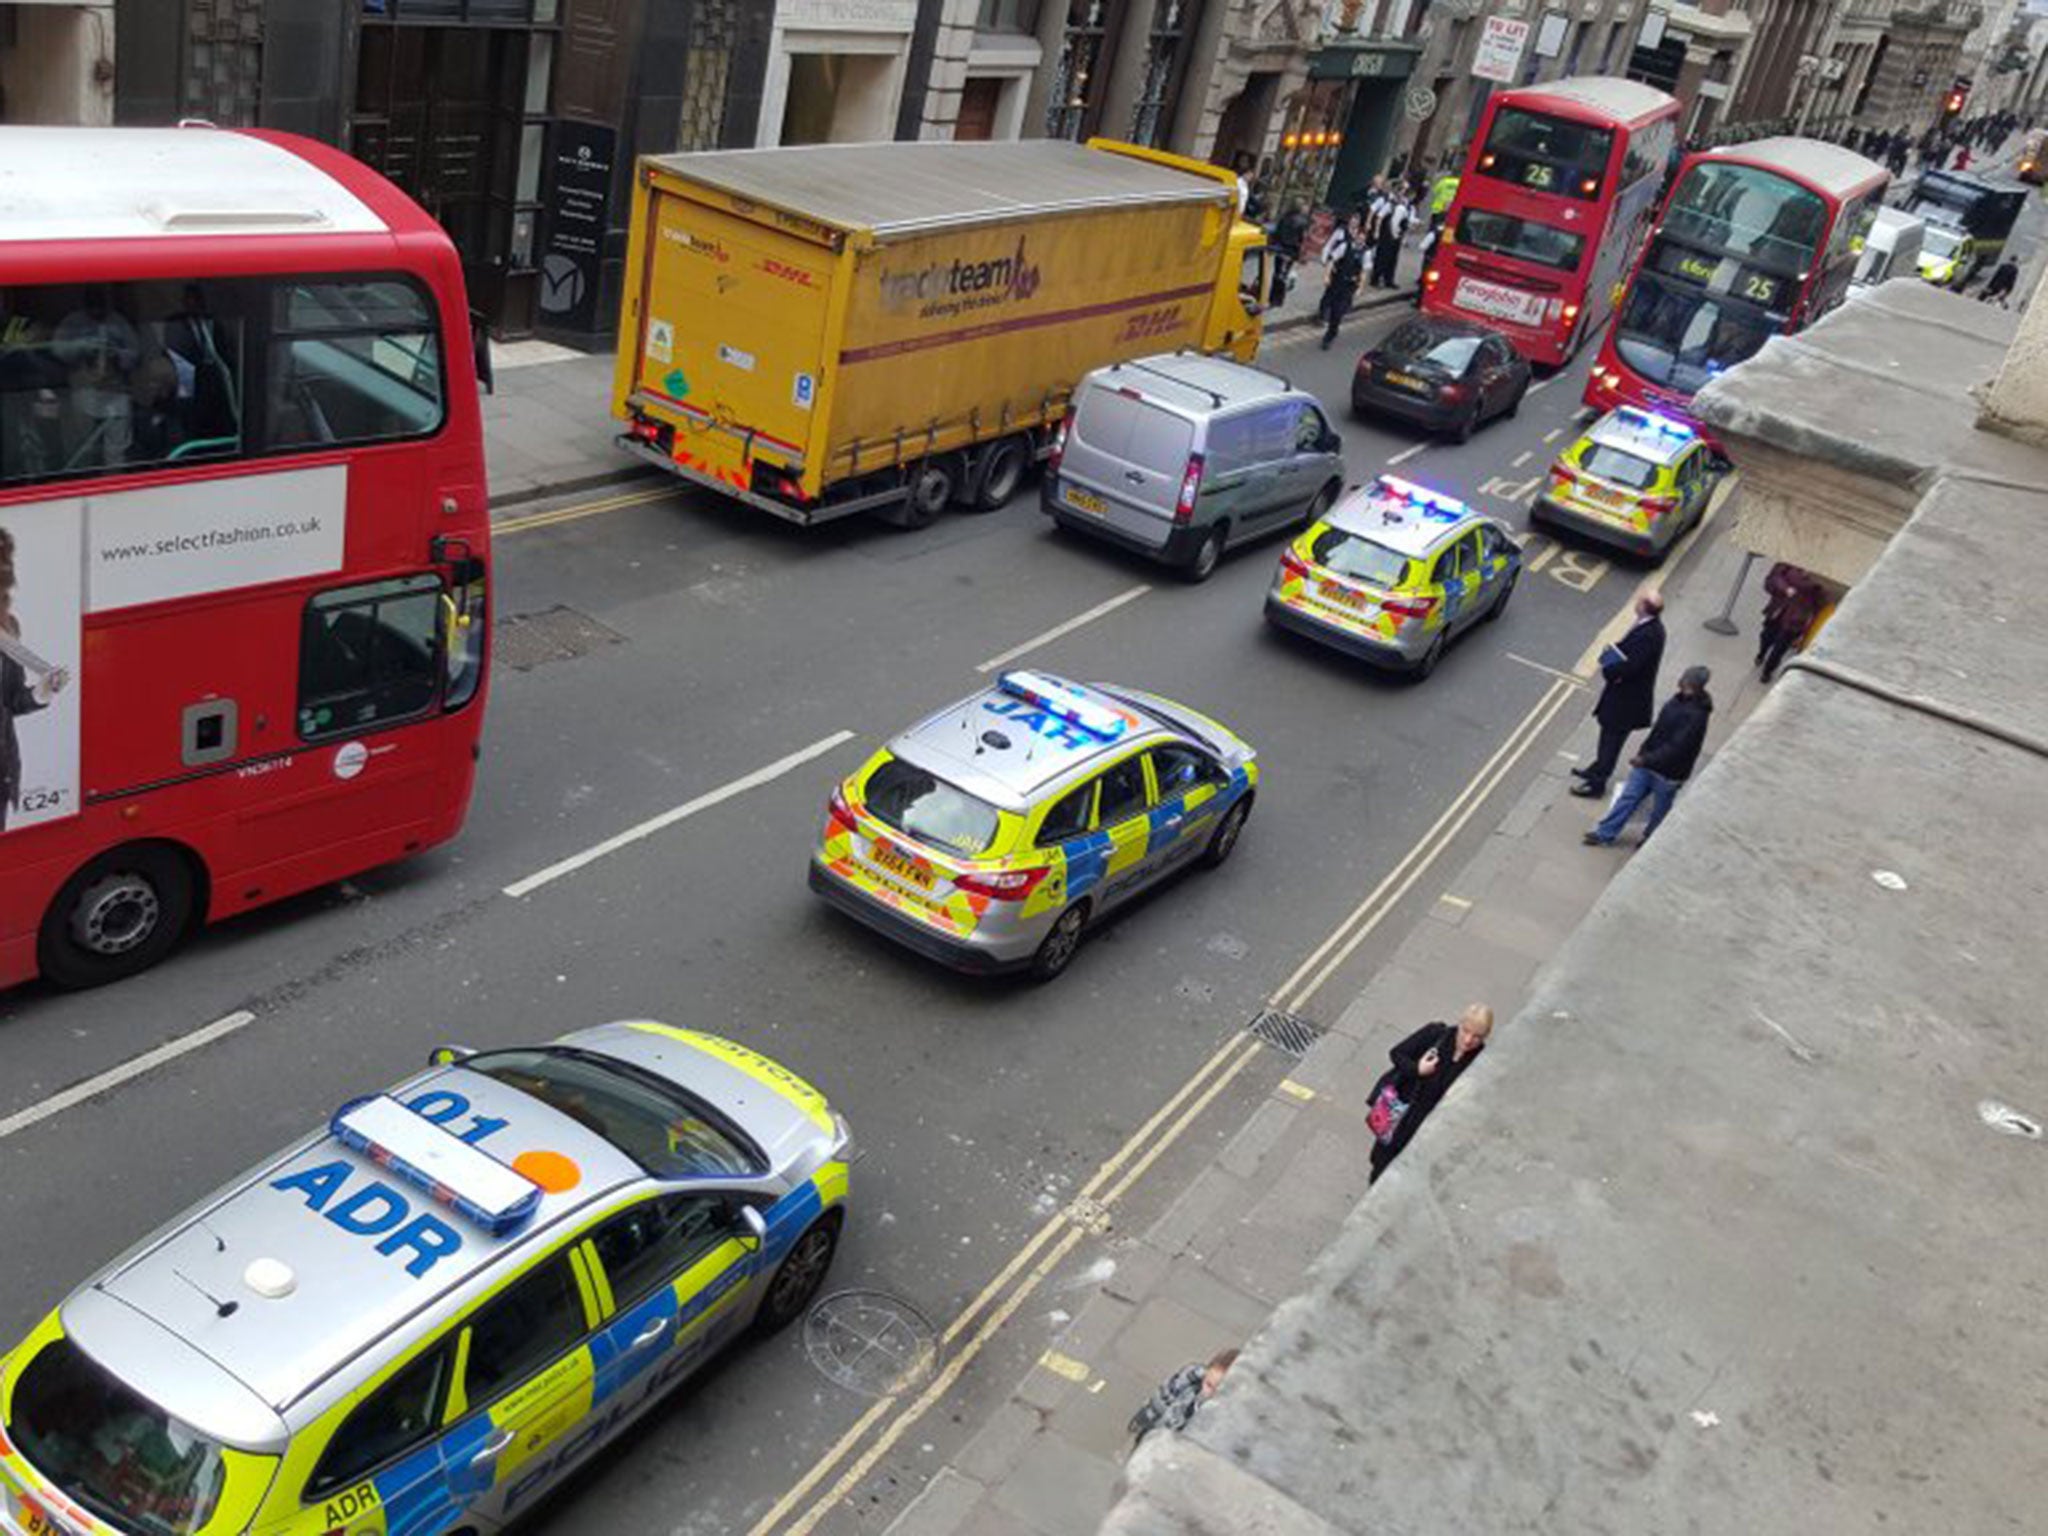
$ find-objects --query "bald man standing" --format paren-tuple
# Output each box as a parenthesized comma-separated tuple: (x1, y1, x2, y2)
(1366, 1003, 1494, 1184)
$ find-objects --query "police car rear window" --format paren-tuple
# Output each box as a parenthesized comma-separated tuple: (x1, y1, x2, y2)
(1309, 526, 1411, 587)
(1581, 444, 1658, 489)
(9, 1338, 228, 1536)
(864, 758, 1000, 856)
(467, 1049, 764, 1178)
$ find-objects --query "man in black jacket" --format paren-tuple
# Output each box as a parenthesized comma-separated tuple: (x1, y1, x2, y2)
(1571, 590, 1665, 797)
(1583, 665, 1712, 846)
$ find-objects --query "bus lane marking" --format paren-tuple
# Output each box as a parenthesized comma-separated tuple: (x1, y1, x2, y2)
(974, 585, 1150, 674)
(503, 730, 857, 898)
(1385, 441, 1429, 466)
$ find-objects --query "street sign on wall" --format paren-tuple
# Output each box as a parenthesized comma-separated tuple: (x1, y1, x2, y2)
(1473, 17, 1531, 83)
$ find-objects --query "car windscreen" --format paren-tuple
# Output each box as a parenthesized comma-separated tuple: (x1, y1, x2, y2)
(863, 757, 1001, 857)
(8, 1338, 229, 1536)
(1455, 208, 1587, 272)
(1308, 526, 1412, 587)
(1613, 273, 1779, 391)
(467, 1048, 764, 1177)
(1381, 323, 1482, 373)
(1921, 226, 1964, 258)
(1580, 444, 1659, 489)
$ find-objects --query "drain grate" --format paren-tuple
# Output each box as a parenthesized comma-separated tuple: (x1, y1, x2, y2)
(494, 605, 626, 672)
(1246, 1007, 1324, 1058)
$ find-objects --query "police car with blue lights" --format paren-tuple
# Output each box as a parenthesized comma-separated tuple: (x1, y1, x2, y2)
(0, 1024, 850, 1536)
(811, 671, 1258, 981)
(1531, 406, 1720, 560)
(1265, 475, 1521, 678)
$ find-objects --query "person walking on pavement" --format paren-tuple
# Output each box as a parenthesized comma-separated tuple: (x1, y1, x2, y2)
(1371, 188, 1413, 289)
(1269, 200, 1309, 307)
(1757, 561, 1822, 681)
(1979, 256, 2021, 306)
(1571, 591, 1666, 798)
(1583, 666, 1713, 847)
(1319, 215, 1367, 350)
(1366, 1004, 1494, 1184)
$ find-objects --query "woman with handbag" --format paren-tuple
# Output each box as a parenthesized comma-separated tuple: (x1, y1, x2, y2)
(1366, 1003, 1493, 1183)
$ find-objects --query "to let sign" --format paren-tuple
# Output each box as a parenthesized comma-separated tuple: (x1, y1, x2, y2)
(1472, 17, 1531, 83)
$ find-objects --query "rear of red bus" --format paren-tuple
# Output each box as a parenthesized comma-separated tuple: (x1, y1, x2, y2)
(0, 126, 490, 990)
(1586, 141, 1888, 422)
(1423, 83, 1677, 369)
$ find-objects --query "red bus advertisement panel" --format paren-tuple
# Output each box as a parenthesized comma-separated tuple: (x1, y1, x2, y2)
(0, 126, 490, 990)
(1423, 78, 1678, 368)
(1586, 137, 1888, 421)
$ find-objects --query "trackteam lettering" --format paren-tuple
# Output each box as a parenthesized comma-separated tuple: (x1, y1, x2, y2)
(97, 516, 323, 562)
(878, 236, 1042, 319)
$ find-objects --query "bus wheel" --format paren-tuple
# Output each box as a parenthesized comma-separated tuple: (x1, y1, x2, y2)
(39, 844, 197, 990)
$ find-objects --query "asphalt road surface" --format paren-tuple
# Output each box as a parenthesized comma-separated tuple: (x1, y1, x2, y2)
(0, 296, 1761, 1536)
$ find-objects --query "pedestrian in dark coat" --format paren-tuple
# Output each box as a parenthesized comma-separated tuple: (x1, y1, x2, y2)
(1571, 591, 1666, 796)
(1757, 561, 1822, 680)
(1584, 665, 1712, 846)
(1367, 1004, 1493, 1183)
(1318, 216, 1366, 350)
(1979, 257, 2021, 307)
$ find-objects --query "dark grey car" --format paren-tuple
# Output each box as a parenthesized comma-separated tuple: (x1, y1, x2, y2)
(1350, 317, 1531, 441)
(1043, 352, 1347, 583)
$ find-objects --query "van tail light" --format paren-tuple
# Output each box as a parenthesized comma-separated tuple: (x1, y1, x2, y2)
(1280, 546, 1312, 580)
(955, 867, 1049, 901)
(1174, 452, 1206, 525)
(1641, 494, 1678, 517)
(826, 787, 858, 835)
(1048, 408, 1076, 472)
(1382, 594, 1439, 621)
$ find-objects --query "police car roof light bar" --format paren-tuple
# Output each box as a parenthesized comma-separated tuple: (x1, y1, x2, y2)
(330, 1095, 542, 1238)
(1615, 405, 1695, 440)
(1375, 474, 1468, 522)
(997, 670, 1128, 740)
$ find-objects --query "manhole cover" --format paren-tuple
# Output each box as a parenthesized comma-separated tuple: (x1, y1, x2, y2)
(1247, 1007, 1324, 1058)
(804, 1290, 940, 1396)
(494, 605, 626, 671)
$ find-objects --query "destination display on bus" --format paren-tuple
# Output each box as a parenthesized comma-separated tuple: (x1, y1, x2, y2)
(1647, 240, 1791, 312)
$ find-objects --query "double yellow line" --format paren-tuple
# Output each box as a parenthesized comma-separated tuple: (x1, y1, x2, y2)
(493, 481, 676, 538)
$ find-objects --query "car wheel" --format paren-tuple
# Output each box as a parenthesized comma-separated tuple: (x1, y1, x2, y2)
(1485, 569, 1518, 622)
(39, 843, 197, 990)
(1029, 903, 1089, 983)
(970, 435, 1031, 511)
(757, 1214, 840, 1332)
(1181, 526, 1225, 584)
(1451, 402, 1478, 443)
(1198, 798, 1252, 870)
(1411, 631, 1446, 681)
(1504, 378, 1527, 418)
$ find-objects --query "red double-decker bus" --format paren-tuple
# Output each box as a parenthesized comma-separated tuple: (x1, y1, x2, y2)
(1586, 137, 1889, 419)
(0, 126, 490, 989)
(1422, 77, 1678, 369)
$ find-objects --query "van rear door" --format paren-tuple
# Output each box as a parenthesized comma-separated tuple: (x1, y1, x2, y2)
(1056, 383, 1193, 553)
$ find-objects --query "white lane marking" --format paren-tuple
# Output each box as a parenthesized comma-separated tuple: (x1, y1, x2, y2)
(1543, 427, 1565, 443)
(1527, 378, 1552, 394)
(1511, 450, 1533, 467)
(0, 1011, 259, 1143)
(1506, 651, 1590, 686)
(974, 584, 1150, 674)
(1385, 442, 1429, 466)
(505, 731, 857, 898)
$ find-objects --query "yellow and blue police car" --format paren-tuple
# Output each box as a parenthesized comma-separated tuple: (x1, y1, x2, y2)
(0, 1024, 850, 1535)
(1530, 406, 1718, 561)
(810, 671, 1258, 982)
(1263, 474, 1521, 679)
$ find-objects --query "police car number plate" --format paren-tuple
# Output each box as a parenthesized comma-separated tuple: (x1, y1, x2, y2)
(1063, 486, 1107, 516)
(19, 1498, 64, 1536)
(1317, 580, 1370, 609)
(872, 840, 935, 889)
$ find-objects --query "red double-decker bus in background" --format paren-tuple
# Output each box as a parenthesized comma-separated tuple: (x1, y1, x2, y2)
(1422, 77, 1678, 369)
(1585, 137, 1889, 420)
(0, 126, 491, 989)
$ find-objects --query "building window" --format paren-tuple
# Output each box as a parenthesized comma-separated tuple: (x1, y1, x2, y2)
(1130, 0, 1188, 146)
(1047, 0, 1109, 140)
(977, 0, 1041, 30)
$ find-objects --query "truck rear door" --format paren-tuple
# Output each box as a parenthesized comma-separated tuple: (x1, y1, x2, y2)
(631, 186, 837, 487)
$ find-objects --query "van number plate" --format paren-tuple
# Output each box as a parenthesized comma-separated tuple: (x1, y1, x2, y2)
(1063, 486, 1107, 516)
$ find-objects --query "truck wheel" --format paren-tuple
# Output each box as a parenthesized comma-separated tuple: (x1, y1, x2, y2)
(39, 843, 197, 990)
(969, 436, 1031, 511)
(881, 459, 957, 530)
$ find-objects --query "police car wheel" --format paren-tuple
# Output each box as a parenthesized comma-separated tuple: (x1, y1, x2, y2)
(1485, 570, 1517, 622)
(1182, 528, 1225, 584)
(1029, 903, 1089, 982)
(40, 843, 196, 990)
(1199, 799, 1251, 870)
(970, 436, 1030, 511)
(759, 1214, 840, 1332)
(1411, 633, 1446, 681)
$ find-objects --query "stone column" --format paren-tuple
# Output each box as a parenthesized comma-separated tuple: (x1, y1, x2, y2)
(1168, 0, 1243, 155)
(1023, 0, 1072, 136)
(1098, 0, 1161, 142)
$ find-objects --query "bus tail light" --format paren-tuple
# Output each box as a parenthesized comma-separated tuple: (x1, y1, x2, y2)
(1383, 594, 1438, 621)
(956, 867, 1049, 901)
(1048, 407, 1075, 472)
(1424, 267, 1441, 287)
(1174, 452, 1205, 525)
(1562, 302, 1580, 323)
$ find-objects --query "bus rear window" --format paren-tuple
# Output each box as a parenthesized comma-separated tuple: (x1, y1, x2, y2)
(8, 1337, 228, 1536)
(1478, 109, 1614, 200)
(1455, 209, 1586, 272)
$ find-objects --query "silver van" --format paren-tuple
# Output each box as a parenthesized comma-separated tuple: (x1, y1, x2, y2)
(1043, 352, 1346, 583)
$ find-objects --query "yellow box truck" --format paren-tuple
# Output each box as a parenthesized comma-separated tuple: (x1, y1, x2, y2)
(610, 138, 1268, 528)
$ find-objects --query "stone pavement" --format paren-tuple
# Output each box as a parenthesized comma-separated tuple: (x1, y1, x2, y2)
(882, 507, 1775, 1536)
